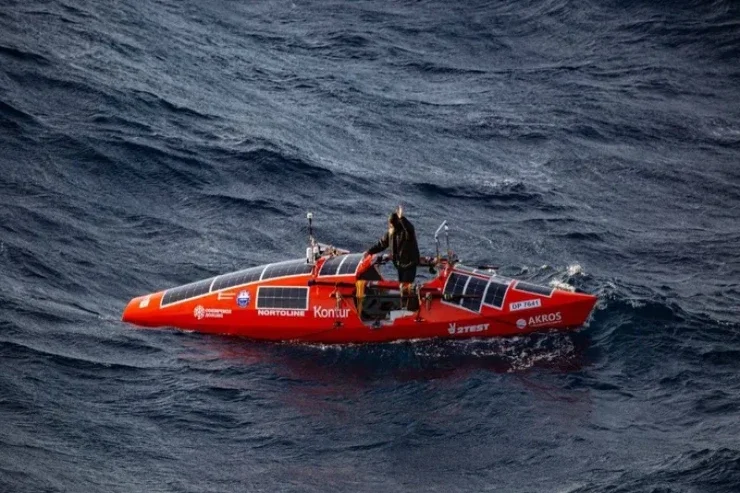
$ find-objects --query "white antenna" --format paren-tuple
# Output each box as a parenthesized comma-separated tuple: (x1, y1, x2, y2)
(434, 220, 447, 260)
(306, 212, 315, 264)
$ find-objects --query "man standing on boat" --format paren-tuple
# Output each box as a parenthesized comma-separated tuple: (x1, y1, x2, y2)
(364, 205, 420, 283)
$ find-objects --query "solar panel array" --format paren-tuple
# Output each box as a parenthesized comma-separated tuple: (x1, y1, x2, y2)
(161, 278, 214, 306)
(443, 270, 512, 311)
(337, 254, 363, 275)
(160, 259, 314, 307)
(256, 287, 308, 310)
(514, 281, 554, 297)
(262, 260, 313, 281)
(483, 277, 510, 309)
(462, 276, 488, 312)
(444, 272, 468, 298)
(319, 256, 344, 276)
(319, 253, 363, 277)
(210, 266, 263, 292)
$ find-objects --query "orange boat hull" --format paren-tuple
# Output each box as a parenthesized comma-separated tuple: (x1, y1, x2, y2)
(122, 254, 597, 344)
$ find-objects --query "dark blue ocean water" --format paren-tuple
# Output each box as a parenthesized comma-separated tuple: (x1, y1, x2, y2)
(1, 0, 740, 491)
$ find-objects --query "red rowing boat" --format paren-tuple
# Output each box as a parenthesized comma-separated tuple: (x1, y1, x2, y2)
(122, 218, 597, 343)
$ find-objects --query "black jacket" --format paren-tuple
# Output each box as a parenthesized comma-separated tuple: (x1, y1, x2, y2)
(367, 216, 420, 269)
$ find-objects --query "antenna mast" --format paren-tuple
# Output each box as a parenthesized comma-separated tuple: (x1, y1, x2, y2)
(306, 212, 315, 264)
(434, 220, 447, 262)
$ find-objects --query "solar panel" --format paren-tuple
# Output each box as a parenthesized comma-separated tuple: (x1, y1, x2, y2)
(319, 256, 346, 276)
(256, 287, 309, 310)
(444, 272, 469, 298)
(461, 276, 487, 312)
(211, 266, 264, 292)
(514, 281, 554, 297)
(336, 253, 363, 275)
(483, 277, 510, 309)
(262, 259, 313, 280)
(161, 278, 214, 306)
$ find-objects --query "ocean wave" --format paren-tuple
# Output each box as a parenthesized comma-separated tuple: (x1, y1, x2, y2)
(227, 331, 592, 379)
(222, 147, 333, 180)
(131, 89, 216, 121)
(0, 43, 50, 65)
(0, 338, 144, 375)
(89, 114, 153, 133)
(197, 192, 293, 216)
(598, 447, 740, 493)
(412, 180, 542, 205)
(398, 60, 487, 76)
(0, 99, 38, 126)
(1, 0, 740, 490)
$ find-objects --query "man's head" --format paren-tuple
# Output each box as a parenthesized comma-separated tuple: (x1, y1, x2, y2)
(387, 212, 401, 235)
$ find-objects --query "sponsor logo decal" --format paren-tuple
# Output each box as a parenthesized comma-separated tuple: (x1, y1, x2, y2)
(313, 306, 350, 318)
(516, 319, 527, 329)
(527, 312, 562, 327)
(257, 309, 306, 317)
(447, 322, 490, 335)
(139, 296, 150, 309)
(236, 290, 251, 308)
(217, 292, 235, 301)
(509, 299, 541, 311)
(193, 305, 232, 320)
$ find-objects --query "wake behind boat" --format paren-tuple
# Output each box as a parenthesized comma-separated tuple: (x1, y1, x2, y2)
(121, 216, 597, 343)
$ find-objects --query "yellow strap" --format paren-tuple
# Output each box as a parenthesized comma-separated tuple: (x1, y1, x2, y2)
(356, 281, 366, 299)
(355, 281, 366, 314)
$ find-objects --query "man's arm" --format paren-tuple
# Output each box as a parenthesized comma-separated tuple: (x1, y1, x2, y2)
(366, 232, 390, 255)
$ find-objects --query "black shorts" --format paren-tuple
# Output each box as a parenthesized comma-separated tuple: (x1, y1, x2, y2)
(396, 265, 417, 283)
